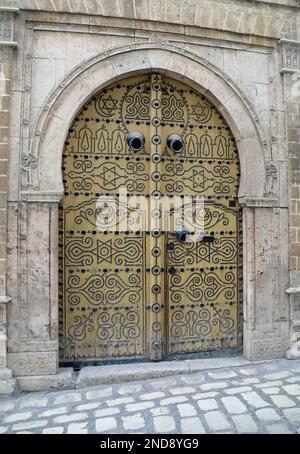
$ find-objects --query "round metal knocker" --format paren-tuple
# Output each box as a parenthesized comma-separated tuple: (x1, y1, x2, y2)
(127, 131, 145, 152)
(167, 133, 184, 153)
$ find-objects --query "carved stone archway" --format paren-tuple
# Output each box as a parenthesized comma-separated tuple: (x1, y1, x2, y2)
(6, 44, 289, 379)
(28, 44, 269, 199)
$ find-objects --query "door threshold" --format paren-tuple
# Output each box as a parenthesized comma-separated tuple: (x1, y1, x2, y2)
(16, 354, 272, 393)
(60, 347, 243, 370)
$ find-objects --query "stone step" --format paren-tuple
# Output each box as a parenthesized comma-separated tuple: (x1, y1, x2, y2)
(0, 368, 13, 380)
(0, 378, 16, 396)
(16, 356, 254, 392)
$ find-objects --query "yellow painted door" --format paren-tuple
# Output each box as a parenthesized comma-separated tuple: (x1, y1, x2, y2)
(59, 74, 242, 364)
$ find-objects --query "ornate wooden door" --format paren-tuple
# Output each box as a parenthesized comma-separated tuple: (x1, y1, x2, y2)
(59, 74, 242, 365)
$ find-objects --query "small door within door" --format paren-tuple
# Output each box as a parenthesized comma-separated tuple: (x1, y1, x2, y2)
(59, 74, 242, 365)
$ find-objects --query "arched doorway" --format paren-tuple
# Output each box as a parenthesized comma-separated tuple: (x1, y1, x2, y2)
(59, 73, 242, 365)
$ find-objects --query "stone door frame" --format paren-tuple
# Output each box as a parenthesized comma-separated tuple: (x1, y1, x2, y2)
(6, 44, 290, 377)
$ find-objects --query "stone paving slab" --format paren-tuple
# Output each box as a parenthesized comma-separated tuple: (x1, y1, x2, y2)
(0, 358, 300, 434)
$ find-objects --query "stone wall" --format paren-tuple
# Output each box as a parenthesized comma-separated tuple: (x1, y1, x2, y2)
(0, 0, 299, 389)
(282, 41, 300, 274)
(15, 0, 300, 40)
(282, 39, 300, 358)
(0, 3, 17, 393)
(0, 6, 16, 296)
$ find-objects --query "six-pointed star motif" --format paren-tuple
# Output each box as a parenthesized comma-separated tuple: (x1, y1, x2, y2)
(98, 95, 118, 115)
(191, 101, 211, 122)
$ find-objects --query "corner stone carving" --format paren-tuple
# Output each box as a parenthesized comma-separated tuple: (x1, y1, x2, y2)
(7, 351, 58, 376)
(282, 41, 300, 72)
(21, 152, 38, 189)
(265, 161, 278, 197)
(252, 338, 287, 361)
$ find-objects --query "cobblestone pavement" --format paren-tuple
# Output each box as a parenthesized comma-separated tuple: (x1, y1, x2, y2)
(1, 359, 300, 434)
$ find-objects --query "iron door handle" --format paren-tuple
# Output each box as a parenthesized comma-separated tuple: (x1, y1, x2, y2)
(200, 235, 215, 242)
(168, 266, 178, 276)
(174, 229, 190, 242)
(166, 243, 175, 252)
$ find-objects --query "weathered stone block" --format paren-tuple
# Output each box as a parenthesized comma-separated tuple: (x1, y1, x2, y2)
(0, 367, 12, 380)
(17, 368, 75, 392)
(7, 351, 58, 376)
(0, 378, 16, 395)
(76, 361, 189, 388)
